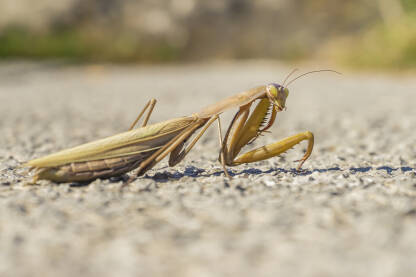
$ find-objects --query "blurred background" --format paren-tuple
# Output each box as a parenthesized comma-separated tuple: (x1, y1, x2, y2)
(0, 0, 415, 69)
(1, 2, 416, 277)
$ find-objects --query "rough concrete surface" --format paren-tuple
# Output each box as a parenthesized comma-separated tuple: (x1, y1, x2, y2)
(1, 62, 416, 277)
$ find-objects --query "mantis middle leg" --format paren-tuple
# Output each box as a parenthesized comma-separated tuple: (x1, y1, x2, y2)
(132, 116, 217, 177)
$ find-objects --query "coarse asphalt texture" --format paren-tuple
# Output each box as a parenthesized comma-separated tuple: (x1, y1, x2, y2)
(1, 62, 416, 277)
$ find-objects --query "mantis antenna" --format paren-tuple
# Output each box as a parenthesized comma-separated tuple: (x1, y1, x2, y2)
(285, 69, 341, 88)
(282, 68, 299, 87)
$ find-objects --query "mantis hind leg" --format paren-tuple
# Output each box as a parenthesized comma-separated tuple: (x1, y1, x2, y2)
(128, 98, 157, 130)
(231, 131, 314, 170)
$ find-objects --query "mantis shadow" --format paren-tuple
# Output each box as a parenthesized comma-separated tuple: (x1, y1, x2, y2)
(144, 165, 415, 182)
(65, 165, 414, 185)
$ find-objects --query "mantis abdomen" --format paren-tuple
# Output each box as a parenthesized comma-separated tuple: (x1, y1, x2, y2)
(33, 151, 158, 183)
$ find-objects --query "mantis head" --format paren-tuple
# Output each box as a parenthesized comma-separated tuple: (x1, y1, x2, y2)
(266, 69, 341, 112)
(266, 83, 289, 112)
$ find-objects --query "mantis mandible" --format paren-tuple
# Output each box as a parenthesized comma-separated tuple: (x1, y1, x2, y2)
(25, 70, 339, 183)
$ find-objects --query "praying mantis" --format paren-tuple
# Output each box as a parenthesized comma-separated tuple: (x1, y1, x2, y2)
(25, 70, 339, 183)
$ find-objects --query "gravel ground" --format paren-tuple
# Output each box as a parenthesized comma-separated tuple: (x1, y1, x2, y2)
(1, 62, 416, 277)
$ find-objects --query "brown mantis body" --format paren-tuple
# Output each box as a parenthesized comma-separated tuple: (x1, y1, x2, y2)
(26, 70, 337, 183)
(29, 115, 203, 182)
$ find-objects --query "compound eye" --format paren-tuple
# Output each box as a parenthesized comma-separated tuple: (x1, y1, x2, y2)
(266, 84, 278, 97)
(283, 87, 289, 97)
